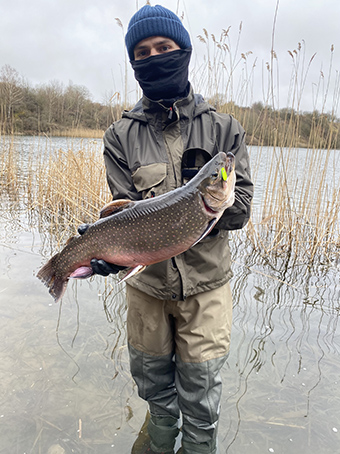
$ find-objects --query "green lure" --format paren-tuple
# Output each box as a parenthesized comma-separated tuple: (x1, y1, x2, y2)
(221, 167, 228, 181)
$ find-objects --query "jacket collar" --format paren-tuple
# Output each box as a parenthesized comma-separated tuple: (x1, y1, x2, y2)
(122, 84, 215, 123)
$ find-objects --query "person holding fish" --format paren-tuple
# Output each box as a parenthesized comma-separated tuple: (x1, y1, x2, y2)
(39, 4, 253, 454)
(99, 5, 253, 454)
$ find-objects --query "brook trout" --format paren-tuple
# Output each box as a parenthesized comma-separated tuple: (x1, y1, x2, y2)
(37, 151, 235, 303)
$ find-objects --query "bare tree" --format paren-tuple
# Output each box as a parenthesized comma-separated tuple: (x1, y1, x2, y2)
(64, 82, 91, 128)
(0, 64, 23, 133)
(36, 80, 65, 131)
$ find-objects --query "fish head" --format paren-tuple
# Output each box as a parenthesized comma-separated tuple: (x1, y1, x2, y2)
(199, 152, 236, 213)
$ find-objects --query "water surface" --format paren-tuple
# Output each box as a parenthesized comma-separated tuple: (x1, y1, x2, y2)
(0, 136, 339, 453)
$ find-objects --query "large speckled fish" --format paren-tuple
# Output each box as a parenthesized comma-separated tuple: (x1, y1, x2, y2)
(37, 151, 235, 303)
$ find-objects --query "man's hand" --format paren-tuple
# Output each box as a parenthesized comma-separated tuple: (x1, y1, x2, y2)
(90, 259, 126, 276)
(77, 224, 127, 276)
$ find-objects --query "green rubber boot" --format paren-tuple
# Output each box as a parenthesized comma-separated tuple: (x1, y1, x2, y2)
(132, 411, 179, 454)
(181, 435, 218, 454)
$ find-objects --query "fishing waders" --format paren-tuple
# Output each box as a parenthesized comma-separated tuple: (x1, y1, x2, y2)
(127, 283, 232, 454)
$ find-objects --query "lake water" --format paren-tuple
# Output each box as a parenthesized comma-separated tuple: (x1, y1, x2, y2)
(0, 136, 339, 454)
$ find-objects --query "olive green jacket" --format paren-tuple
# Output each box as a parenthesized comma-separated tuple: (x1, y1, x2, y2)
(103, 86, 253, 300)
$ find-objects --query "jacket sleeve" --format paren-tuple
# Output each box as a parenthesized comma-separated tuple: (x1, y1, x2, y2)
(103, 124, 141, 201)
(215, 117, 253, 231)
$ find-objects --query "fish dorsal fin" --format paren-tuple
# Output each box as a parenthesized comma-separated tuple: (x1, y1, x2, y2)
(100, 199, 133, 218)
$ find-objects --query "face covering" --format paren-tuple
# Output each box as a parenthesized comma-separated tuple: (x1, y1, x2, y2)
(130, 48, 192, 101)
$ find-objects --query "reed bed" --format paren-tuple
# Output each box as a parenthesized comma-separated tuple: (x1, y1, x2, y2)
(190, 24, 340, 266)
(0, 128, 339, 268)
(32, 143, 111, 243)
(246, 145, 340, 266)
(0, 135, 111, 249)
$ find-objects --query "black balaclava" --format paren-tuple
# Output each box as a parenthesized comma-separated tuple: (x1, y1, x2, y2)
(130, 47, 192, 101)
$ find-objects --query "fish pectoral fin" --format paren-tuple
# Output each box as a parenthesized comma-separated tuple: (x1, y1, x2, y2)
(191, 218, 217, 247)
(100, 199, 134, 218)
(118, 265, 146, 283)
(69, 266, 94, 279)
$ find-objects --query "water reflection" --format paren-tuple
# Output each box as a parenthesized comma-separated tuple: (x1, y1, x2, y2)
(0, 137, 339, 453)
(0, 241, 143, 453)
(221, 236, 340, 453)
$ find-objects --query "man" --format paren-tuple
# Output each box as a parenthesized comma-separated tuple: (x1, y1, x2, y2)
(89, 4, 253, 454)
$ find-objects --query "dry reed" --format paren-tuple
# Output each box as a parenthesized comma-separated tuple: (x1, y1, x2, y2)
(0, 135, 111, 250)
(32, 142, 111, 234)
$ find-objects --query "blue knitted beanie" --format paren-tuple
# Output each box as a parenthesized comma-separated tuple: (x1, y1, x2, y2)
(125, 4, 191, 61)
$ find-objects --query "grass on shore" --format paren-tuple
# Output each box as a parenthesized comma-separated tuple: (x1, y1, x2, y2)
(49, 128, 105, 139)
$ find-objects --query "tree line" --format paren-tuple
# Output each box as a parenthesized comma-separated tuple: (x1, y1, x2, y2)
(0, 64, 121, 135)
(1, 64, 339, 149)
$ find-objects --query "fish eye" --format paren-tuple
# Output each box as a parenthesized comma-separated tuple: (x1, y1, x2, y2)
(211, 172, 218, 178)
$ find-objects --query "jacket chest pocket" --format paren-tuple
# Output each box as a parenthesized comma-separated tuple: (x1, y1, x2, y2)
(131, 163, 167, 199)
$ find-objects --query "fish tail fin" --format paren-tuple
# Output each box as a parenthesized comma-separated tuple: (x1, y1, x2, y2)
(37, 256, 67, 303)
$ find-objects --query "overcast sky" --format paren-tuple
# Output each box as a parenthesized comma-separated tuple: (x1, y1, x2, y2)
(1, 0, 339, 113)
